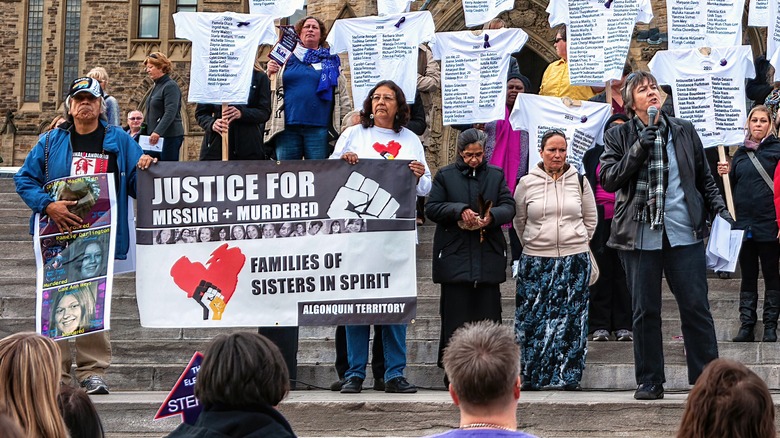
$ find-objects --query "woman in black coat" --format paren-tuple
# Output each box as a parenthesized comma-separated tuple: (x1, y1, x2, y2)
(718, 105, 780, 342)
(196, 65, 272, 161)
(426, 128, 515, 373)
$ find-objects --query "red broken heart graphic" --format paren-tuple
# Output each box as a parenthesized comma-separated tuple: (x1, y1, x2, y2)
(372, 140, 402, 159)
(170, 243, 245, 305)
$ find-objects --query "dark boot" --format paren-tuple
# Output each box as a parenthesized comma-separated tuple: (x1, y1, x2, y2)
(762, 290, 780, 342)
(733, 291, 758, 342)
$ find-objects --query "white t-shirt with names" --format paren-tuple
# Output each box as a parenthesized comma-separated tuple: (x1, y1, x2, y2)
(547, 0, 652, 85)
(327, 11, 436, 108)
(462, 0, 514, 27)
(509, 93, 612, 173)
(648, 46, 755, 148)
(430, 28, 528, 125)
(769, 0, 780, 81)
(248, 0, 305, 18)
(378, 0, 412, 15)
(749, 0, 769, 27)
(666, 0, 743, 49)
(174, 12, 277, 104)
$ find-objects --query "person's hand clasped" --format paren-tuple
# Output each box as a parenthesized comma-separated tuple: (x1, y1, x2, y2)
(46, 201, 82, 234)
(212, 118, 229, 134)
(222, 106, 242, 123)
(137, 154, 157, 170)
(716, 161, 730, 176)
(409, 161, 425, 180)
(638, 125, 659, 149)
(267, 60, 280, 76)
(341, 152, 359, 165)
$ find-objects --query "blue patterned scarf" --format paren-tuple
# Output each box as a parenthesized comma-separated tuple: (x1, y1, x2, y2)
(302, 47, 341, 101)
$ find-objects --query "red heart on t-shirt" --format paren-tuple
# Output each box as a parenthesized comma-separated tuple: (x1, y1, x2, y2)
(372, 140, 402, 159)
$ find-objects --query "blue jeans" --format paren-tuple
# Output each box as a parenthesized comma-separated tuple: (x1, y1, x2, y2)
(147, 135, 183, 161)
(619, 238, 718, 385)
(345, 324, 406, 381)
(274, 125, 329, 160)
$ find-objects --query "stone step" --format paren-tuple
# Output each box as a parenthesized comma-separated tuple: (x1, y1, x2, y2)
(91, 390, 710, 438)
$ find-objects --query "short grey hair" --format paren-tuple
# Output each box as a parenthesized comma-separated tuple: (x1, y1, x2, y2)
(621, 70, 658, 118)
(456, 128, 488, 153)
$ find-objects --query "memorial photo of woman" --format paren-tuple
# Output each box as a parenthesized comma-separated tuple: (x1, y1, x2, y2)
(155, 229, 175, 244)
(329, 220, 343, 234)
(68, 234, 108, 282)
(231, 225, 246, 240)
(49, 282, 98, 338)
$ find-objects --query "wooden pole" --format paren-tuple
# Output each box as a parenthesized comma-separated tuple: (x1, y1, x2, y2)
(221, 102, 229, 161)
(717, 144, 735, 220)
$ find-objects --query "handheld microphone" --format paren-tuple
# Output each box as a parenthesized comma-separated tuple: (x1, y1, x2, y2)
(647, 106, 659, 128)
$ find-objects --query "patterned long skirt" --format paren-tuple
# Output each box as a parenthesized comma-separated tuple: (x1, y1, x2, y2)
(515, 252, 590, 389)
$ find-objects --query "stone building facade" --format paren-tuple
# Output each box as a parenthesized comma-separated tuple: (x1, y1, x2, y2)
(0, 0, 767, 171)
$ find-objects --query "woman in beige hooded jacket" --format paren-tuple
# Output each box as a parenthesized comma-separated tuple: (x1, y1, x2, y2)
(513, 129, 597, 391)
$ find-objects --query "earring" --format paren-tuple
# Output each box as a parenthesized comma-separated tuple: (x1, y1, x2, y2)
(369, 114, 374, 120)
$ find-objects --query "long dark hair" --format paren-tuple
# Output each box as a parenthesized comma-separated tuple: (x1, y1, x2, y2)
(359, 80, 410, 133)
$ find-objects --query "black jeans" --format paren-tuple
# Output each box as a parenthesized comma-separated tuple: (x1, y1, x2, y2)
(739, 239, 780, 293)
(619, 238, 718, 385)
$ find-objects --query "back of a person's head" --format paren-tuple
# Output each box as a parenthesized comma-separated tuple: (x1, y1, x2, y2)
(0, 412, 25, 438)
(678, 359, 775, 438)
(443, 321, 520, 410)
(0, 332, 68, 438)
(195, 332, 289, 409)
(58, 385, 105, 438)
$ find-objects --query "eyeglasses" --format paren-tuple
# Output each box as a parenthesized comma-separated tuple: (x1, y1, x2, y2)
(148, 53, 159, 59)
(128, 117, 143, 121)
(370, 94, 396, 102)
(461, 152, 484, 159)
(553, 37, 565, 44)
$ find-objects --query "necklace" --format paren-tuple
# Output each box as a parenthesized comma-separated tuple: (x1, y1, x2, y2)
(460, 422, 515, 432)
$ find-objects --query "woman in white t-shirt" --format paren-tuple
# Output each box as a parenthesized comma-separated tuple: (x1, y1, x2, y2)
(330, 80, 431, 394)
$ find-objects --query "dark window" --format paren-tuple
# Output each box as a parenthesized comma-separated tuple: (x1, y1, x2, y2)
(23, 0, 44, 102)
(176, 0, 196, 13)
(138, 0, 161, 38)
(61, 0, 81, 96)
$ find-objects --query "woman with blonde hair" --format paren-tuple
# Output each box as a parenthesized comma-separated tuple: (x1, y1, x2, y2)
(86, 67, 121, 126)
(0, 332, 69, 438)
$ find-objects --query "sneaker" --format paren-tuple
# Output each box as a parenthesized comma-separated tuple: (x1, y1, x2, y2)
(635, 29, 651, 42)
(385, 376, 417, 393)
(592, 329, 610, 341)
(80, 375, 109, 395)
(616, 329, 633, 341)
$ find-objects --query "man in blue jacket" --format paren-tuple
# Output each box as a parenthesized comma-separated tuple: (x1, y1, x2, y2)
(15, 77, 155, 394)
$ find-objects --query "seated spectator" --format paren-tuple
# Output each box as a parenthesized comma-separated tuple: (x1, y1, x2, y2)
(426, 321, 537, 437)
(0, 332, 69, 437)
(677, 358, 775, 438)
(58, 385, 105, 438)
(166, 332, 296, 437)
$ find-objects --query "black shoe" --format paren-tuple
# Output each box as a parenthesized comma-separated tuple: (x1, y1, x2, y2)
(80, 375, 109, 395)
(340, 376, 363, 393)
(634, 383, 664, 400)
(385, 376, 417, 393)
(563, 383, 582, 391)
(329, 378, 345, 391)
(763, 327, 777, 342)
(732, 325, 755, 342)
(373, 378, 385, 391)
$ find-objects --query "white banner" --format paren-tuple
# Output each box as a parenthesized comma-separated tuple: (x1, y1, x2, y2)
(35, 174, 116, 340)
(135, 160, 419, 327)
(748, 0, 769, 27)
(248, 0, 305, 18)
(431, 28, 528, 125)
(649, 46, 755, 148)
(666, 0, 743, 49)
(547, 0, 652, 85)
(509, 94, 612, 172)
(173, 12, 278, 104)
(327, 11, 436, 108)
(462, 0, 514, 27)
